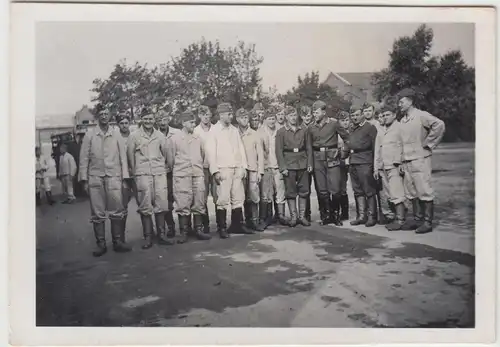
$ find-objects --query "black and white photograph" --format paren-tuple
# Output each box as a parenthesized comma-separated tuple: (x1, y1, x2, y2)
(9, 3, 496, 346)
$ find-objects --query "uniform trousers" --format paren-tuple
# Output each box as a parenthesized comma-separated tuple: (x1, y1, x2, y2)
(379, 167, 406, 205)
(203, 168, 218, 205)
(173, 176, 206, 216)
(88, 175, 125, 223)
(244, 171, 260, 204)
(60, 174, 76, 200)
(215, 167, 245, 210)
(122, 179, 137, 215)
(261, 168, 286, 204)
(340, 163, 348, 196)
(349, 164, 377, 197)
(167, 172, 175, 211)
(403, 156, 434, 201)
(135, 174, 169, 216)
(313, 161, 342, 197)
(36, 176, 51, 193)
(284, 169, 309, 199)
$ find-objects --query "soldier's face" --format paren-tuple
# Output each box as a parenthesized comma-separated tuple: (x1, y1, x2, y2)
(339, 118, 350, 129)
(99, 111, 110, 125)
(250, 117, 260, 130)
(276, 112, 285, 124)
(142, 114, 155, 130)
(302, 110, 313, 125)
(350, 110, 363, 125)
(237, 115, 249, 128)
(199, 111, 211, 125)
(220, 112, 233, 125)
(158, 117, 169, 130)
(362, 106, 374, 120)
(287, 112, 298, 126)
(398, 97, 412, 113)
(313, 108, 325, 123)
(265, 116, 276, 129)
(119, 119, 130, 133)
(382, 111, 396, 126)
(183, 120, 196, 133)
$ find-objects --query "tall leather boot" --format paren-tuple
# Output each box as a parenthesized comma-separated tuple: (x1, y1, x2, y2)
(243, 201, 252, 228)
(140, 214, 154, 249)
(177, 215, 189, 244)
(92, 222, 107, 257)
(350, 196, 367, 225)
(165, 210, 176, 238)
(155, 213, 175, 245)
(277, 203, 290, 226)
(193, 214, 212, 240)
(305, 195, 312, 223)
(330, 195, 343, 226)
(120, 215, 128, 243)
(229, 208, 255, 234)
(266, 202, 274, 225)
(202, 212, 210, 234)
(252, 203, 265, 231)
(416, 200, 434, 234)
(216, 209, 229, 239)
(386, 203, 406, 231)
(365, 195, 378, 227)
(273, 200, 279, 223)
(36, 193, 41, 206)
(297, 197, 311, 226)
(318, 194, 326, 223)
(186, 215, 194, 237)
(320, 195, 331, 225)
(45, 191, 55, 205)
(111, 219, 132, 252)
(287, 199, 298, 227)
(340, 194, 349, 221)
(401, 199, 424, 230)
(259, 201, 269, 229)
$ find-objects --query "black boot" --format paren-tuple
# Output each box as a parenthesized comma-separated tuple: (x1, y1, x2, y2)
(45, 191, 55, 205)
(186, 215, 194, 237)
(92, 222, 107, 257)
(229, 208, 255, 234)
(140, 215, 154, 249)
(36, 193, 41, 206)
(320, 195, 331, 225)
(416, 200, 434, 234)
(386, 203, 406, 231)
(156, 213, 175, 245)
(277, 203, 290, 226)
(252, 203, 265, 231)
(340, 194, 349, 221)
(111, 219, 132, 252)
(297, 197, 311, 226)
(377, 194, 388, 225)
(287, 199, 298, 227)
(365, 195, 377, 227)
(120, 215, 128, 243)
(202, 213, 210, 234)
(193, 214, 212, 240)
(401, 199, 424, 230)
(330, 194, 343, 226)
(305, 195, 312, 223)
(266, 202, 274, 225)
(216, 209, 229, 239)
(177, 215, 189, 244)
(165, 210, 176, 238)
(273, 200, 279, 223)
(244, 201, 252, 228)
(350, 196, 367, 225)
(259, 201, 269, 229)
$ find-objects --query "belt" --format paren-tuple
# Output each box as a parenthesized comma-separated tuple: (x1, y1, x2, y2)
(283, 148, 305, 153)
(313, 145, 337, 152)
(350, 149, 373, 154)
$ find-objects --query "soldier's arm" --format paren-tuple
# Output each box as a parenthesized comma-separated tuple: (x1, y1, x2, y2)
(78, 133, 91, 182)
(421, 112, 446, 150)
(305, 128, 313, 169)
(256, 134, 264, 176)
(165, 137, 175, 171)
(237, 131, 248, 170)
(69, 154, 77, 177)
(126, 134, 137, 176)
(205, 130, 218, 175)
(117, 136, 129, 179)
(275, 130, 286, 172)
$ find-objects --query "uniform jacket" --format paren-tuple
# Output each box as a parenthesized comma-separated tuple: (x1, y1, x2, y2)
(59, 152, 77, 177)
(205, 121, 247, 175)
(275, 124, 313, 171)
(166, 130, 205, 177)
(308, 117, 349, 167)
(400, 108, 445, 161)
(79, 126, 129, 181)
(193, 123, 213, 169)
(259, 125, 279, 170)
(36, 157, 50, 179)
(239, 126, 264, 176)
(346, 121, 378, 165)
(374, 120, 403, 172)
(161, 126, 181, 173)
(127, 127, 168, 176)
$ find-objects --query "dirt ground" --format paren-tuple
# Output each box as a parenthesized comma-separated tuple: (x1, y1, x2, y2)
(36, 143, 475, 327)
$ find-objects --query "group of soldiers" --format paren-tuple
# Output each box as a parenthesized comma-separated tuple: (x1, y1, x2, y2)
(35, 86, 445, 257)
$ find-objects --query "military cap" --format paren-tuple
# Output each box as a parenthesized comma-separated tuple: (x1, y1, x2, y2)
(198, 105, 211, 115)
(116, 113, 131, 124)
(312, 100, 327, 111)
(180, 111, 195, 123)
(235, 108, 248, 118)
(217, 102, 233, 114)
(253, 103, 264, 112)
(284, 105, 297, 116)
(398, 88, 416, 100)
(337, 110, 350, 120)
(350, 104, 363, 113)
(250, 111, 260, 120)
(139, 106, 154, 118)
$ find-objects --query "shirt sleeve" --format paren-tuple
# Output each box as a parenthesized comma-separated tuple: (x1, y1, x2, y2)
(421, 111, 446, 150)
(165, 137, 175, 172)
(205, 129, 218, 175)
(69, 154, 77, 177)
(117, 136, 129, 179)
(256, 134, 264, 176)
(126, 133, 137, 176)
(78, 133, 91, 181)
(237, 130, 248, 170)
(305, 128, 313, 168)
(275, 129, 286, 172)
(373, 131, 381, 172)
(336, 123, 349, 142)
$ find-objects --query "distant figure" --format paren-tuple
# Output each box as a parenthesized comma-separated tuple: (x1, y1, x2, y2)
(58, 143, 77, 204)
(35, 146, 55, 206)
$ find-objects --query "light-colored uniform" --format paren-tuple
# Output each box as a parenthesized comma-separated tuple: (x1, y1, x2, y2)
(205, 121, 247, 210)
(374, 121, 405, 205)
(166, 130, 206, 216)
(79, 127, 128, 222)
(119, 131, 135, 208)
(239, 126, 264, 204)
(194, 123, 218, 203)
(59, 152, 77, 201)
(163, 126, 181, 211)
(127, 127, 168, 215)
(400, 108, 445, 201)
(36, 156, 51, 193)
(259, 125, 286, 204)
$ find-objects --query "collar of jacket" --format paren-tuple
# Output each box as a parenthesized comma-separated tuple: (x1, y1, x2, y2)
(216, 120, 234, 130)
(95, 125, 115, 137)
(354, 120, 367, 130)
(314, 117, 331, 128)
(284, 123, 303, 132)
(139, 126, 159, 139)
(239, 126, 252, 136)
(401, 107, 418, 123)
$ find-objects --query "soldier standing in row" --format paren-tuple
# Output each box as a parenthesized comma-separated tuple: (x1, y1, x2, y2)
(236, 108, 264, 232)
(167, 111, 212, 243)
(193, 105, 217, 234)
(275, 106, 313, 227)
(397, 88, 445, 234)
(127, 109, 172, 249)
(299, 104, 315, 222)
(308, 101, 349, 226)
(348, 105, 378, 227)
(79, 107, 131, 256)
(35, 146, 55, 206)
(337, 111, 351, 221)
(251, 103, 264, 130)
(205, 103, 249, 238)
(59, 144, 77, 204)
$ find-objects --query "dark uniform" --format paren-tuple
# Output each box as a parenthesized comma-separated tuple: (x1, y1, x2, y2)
(275, 107, 313, 227)
(337, 111, 351, 220)
(347, 113, 378, 227)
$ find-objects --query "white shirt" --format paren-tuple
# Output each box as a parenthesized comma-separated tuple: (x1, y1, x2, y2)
(205, 121, 247, 175)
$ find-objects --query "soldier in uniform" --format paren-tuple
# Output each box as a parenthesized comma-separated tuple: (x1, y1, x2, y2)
(193, 105, 217, 234)
(337, 111, 351, 221)
(374, 97, 407, 231)
(205, 102, 249, 238)
(299, 104, 315, 222)
(79, 106, 131, 256)
(347, 105, 379, 227)
(156, 108, 182, 239)
(127, 108, 172, 249)
(166, 111, 212, 243)
(236, 108, 264, 232)
(397, 88, 445, 234)
(275, 104, 286, 130)
(251, 103, 265, 130)
(35, 146, 55, 206)
(59, 143, 77, 204)
(308, 101, 349, 226)
(275, 106, 313, 227)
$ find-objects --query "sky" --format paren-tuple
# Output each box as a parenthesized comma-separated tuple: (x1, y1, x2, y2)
(36, 22, 474, 117)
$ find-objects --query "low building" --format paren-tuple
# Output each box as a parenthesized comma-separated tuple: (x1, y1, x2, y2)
(323, 72, 376, 106)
